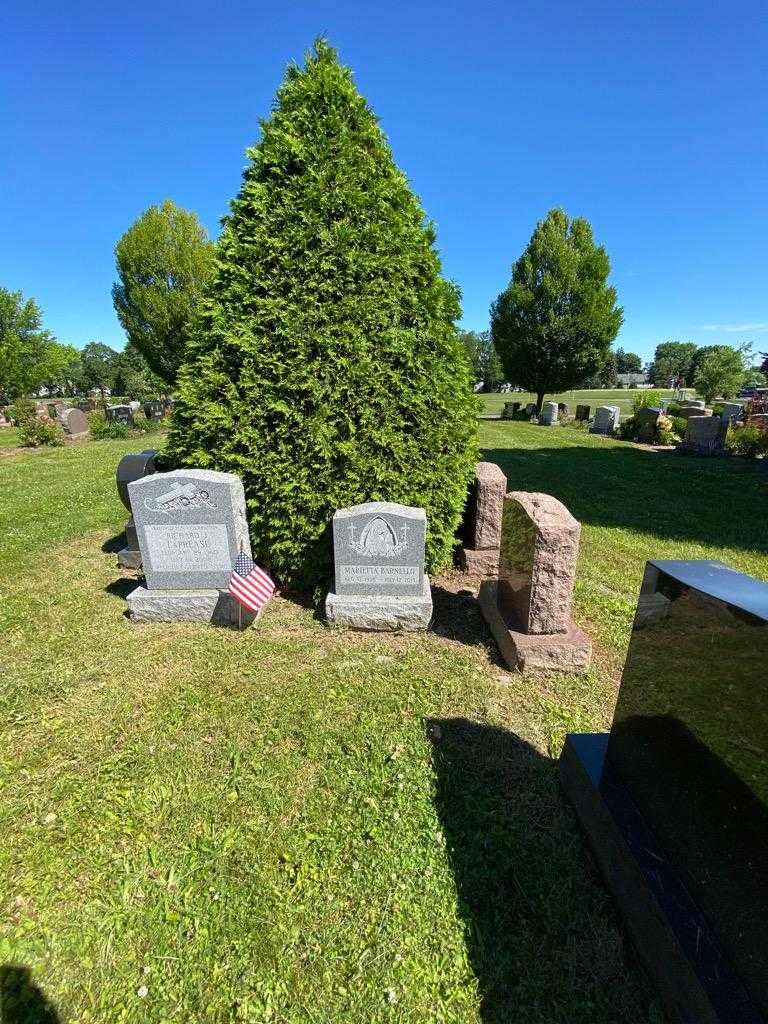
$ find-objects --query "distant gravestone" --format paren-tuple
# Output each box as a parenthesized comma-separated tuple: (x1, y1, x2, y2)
(502, 402, 516, 420)
(107, 404, 134, 426)
(677, 405, 712, 420)
(459, 462, 507, 575)
(325, 502, 432, 630)
(126, 469, 257, 628)
(635, 407, 661, 441)
(478, 492, 591, 672)
(590, 405, 620, 435)
(558, 402, 569, 417)
(720, 402, 743, 423)
(60, 408, 89, 437)
(575, 404, 591, 422)
(681, 415, 728, 456)
(540, 401, 558, 426)
(143, 400, 165, 421)
(525, 403, 537, 416)
(115, 449, 158, 568)
(76, 399, 96, 413)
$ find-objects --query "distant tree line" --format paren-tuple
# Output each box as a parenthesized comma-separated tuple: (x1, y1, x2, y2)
(0, 285, 166, 403)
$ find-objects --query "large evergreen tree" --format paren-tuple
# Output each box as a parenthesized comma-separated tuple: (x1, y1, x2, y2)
(490, 209, 622, 413)
(166, 41, 477, 589)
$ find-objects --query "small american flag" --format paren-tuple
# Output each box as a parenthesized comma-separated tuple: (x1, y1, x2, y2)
(228, 550, 274, 613)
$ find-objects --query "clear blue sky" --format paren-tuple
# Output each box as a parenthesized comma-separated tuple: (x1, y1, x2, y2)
(2, 0, 766, 364)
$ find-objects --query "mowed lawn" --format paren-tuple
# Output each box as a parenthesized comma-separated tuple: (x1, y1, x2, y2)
(478, 389, 676, 419)
(2, 427, 767, 1023)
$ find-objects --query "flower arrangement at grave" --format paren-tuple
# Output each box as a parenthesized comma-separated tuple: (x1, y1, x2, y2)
(165, 40, 478, 588)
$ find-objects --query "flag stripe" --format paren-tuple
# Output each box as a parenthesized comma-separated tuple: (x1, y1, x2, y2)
(227, 551, 275, 614)
(232, 571, 272, 597)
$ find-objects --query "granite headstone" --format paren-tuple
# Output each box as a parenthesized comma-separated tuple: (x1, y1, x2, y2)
(325, 501, 432, 630)
(126, 469, 258, 628)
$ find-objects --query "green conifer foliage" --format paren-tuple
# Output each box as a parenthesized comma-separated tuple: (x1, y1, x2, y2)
(166, 41, 477, 588)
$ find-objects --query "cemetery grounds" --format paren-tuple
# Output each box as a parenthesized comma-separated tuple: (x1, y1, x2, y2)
(478, 389, 676, 419)
(2, 422, 767, 1023)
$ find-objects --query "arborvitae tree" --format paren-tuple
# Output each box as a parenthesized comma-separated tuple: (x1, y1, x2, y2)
(490, 209, 622, 413)
(166, 41, 477, 589)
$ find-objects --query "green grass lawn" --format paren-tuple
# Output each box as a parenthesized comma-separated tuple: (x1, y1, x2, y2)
(2, 427, 766, 1022)
(0, 426, 22, 448)
(478, 388, 677, 419)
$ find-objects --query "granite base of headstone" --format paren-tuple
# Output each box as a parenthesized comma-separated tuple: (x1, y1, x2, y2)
(589, 405, 620, 435)
(478, 492, 592, 673)
(559, 559, 768, 1024)
(459, 462, 507, 575)
(115, 449, 158, 568)
(325, 502, 432, 631)
(126, 469, 258, 629)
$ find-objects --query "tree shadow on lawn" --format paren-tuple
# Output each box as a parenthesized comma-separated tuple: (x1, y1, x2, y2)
(0, 966, 60, 1024)
(427, 718, 662, 1023)
(430, 584, 507, 669)
(481, 443, 768, 558)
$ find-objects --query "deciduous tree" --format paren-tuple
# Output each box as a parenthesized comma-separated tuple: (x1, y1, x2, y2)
(112, 200, 216, 385)
(490, 209, 622, 413)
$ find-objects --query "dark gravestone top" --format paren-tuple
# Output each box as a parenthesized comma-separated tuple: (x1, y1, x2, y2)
(575, 404, 591, 421)
(107, 404, 134, 425)
(332, 502, 425, 598)
(607, 559, 768, 1018)
(116, 450, 158, 511)
(143, 400, 165, 420)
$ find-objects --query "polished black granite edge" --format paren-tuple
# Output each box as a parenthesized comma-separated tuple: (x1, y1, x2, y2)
(562, 733, 764, 1024)
(649, 559, 768, 621)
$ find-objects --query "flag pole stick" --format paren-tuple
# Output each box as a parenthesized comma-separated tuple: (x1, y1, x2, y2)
(238, 539, 243, 631)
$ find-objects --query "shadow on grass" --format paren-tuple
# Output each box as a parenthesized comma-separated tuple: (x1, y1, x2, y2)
(427, 719, 662, 1023)
(0, 966, 59, 1024)
(101, 532, 126, 554)
(104, 578, 139, 601)
(430, 586, 506, 668)
(482, 442, 768, 557)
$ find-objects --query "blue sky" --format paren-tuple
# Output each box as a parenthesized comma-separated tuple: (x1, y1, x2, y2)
(1, 0, 766, 364)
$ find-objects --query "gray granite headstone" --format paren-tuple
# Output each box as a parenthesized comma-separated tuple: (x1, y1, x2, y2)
(590, 405, 620, 435)
(333, 502, 425, 597)
(129, 469, 250, 590)
(326, 502, 432, 630)
(720, 402, 743, 423)
(681, 415, 728, 456)
(540, 401, 558, 426)
(575, 404, 591, 422)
